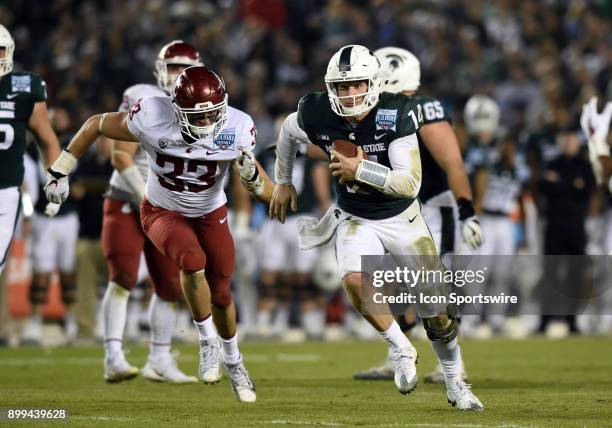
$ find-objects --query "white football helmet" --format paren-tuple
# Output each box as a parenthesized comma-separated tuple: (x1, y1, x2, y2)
(374, 47, 420, 93)
(0, 25, 15, 78)
(464, 95, 500, 135)
(325, 45, 385, 117)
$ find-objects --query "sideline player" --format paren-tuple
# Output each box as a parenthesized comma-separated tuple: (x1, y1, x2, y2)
(100, 40, 201, 383)
(0, 24, 61, 276)
(269, 45, 483, 411)
(44, 66, 257, 402)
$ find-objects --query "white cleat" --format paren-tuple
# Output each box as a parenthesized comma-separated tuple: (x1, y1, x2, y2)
(447, 381, 484, 411)
(142, 354, 198, 384)
(391, 345, 418, 394)
(21, 316, 43, 346)
(199, 338, 222, 384)
(223, 355, 256, 403)
(425, 362, 468, 384)
(104, 352, 139, 383)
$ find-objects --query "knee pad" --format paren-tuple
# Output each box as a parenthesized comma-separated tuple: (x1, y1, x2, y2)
(422, 305, 459, 343)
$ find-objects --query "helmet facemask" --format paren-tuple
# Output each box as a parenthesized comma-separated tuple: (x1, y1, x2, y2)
(325, 77, 383, 117)
(173, 94, 228, 141)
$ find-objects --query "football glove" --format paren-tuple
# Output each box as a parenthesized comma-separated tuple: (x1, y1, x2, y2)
(44, 202, 61, 217)
(457, 198, 484, 250)
(44, 150, 77, 204)
(237, 150, 264, 195)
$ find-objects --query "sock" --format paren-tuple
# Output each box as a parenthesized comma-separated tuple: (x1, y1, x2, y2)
(148, 294, 176, 359)
(101, 281, 130, 355)
(272, 306, 289, 335)
(381, 321, 412, 349)
(194, 315, 217, 342)
(257, 310, 272, 329)
(431, 338, 462, 387)
(220, 334, 240, 364)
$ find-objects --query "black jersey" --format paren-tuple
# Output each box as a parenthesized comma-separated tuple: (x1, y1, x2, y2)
(0, 72, 47, 189)
(297, 91, 422, 219)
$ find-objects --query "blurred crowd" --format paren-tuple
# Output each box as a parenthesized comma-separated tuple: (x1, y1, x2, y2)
(0, 0, 611, 346)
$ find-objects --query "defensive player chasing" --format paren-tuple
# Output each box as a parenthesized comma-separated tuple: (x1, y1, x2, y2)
(44, 66, 256, 402)
(353, 47, 481, 383)
(268, 45, 484, 411)
(100, 40, 201, 383)
(0, 24, 62, 276)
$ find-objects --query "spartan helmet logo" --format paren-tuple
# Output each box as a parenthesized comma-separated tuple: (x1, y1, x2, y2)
(387, 54, 403, 71)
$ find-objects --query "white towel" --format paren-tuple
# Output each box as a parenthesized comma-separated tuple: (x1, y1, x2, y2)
(296, 204, 350, 250)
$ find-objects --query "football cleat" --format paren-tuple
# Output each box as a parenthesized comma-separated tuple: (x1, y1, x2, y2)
(391, 345, 418, 394)
(424, 362, 468, 384)
(199, 338, 222, 384)
(104, 353, 139, 383)
(142, 354, 198, 384)
(21, 316, 43, 346)
(223, 355, 256, 403)
(447, 381, 484, 411)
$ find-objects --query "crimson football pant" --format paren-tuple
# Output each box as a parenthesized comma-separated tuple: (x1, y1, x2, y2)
(140, 199, 234, 308)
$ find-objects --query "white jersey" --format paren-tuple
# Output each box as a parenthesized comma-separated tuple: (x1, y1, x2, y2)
(127, 96, 256, 217)
(109, 84, 166, 195)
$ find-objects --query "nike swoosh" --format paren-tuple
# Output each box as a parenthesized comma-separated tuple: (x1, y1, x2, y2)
(207, 150, 220, 155)
(219, 216, 228, 224)
(374, 132, 387, 141)
(408, 214, 417, 223)
(6, 93, 18, 99)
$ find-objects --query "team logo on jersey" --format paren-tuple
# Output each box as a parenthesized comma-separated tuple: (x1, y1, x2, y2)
(11, 75, 32, 93)
(159, 139, 169, 149)
(316, 134, 330, 141)
(375, 108, 397, 131)
(214, 128, 236, 151)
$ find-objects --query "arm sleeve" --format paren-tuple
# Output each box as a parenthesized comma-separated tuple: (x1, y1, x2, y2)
(274, 112, 310, 185)
(31, 75, 48, 103)
(126, 98, 148, 140)
(383, 133, 422, 198)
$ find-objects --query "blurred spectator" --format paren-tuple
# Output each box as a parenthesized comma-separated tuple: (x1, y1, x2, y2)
(538, 128, 596, 334)
(72, 139, 113, 340)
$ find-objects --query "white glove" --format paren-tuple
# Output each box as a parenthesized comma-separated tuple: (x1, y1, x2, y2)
(237, 150, 264, 195)
(44, 202, 61, 217)
(461, 216, 484, 250)
(44, 171, 70, 203)
(44, 150, 78, 204)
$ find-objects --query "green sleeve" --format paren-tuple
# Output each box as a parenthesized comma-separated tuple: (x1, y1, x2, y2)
(419, 95, 451, 125)
(397, 97, 423, 136)
(30, 74, 48, 103)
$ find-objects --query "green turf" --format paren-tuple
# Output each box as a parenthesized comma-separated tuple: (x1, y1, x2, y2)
(1, 338, 611, 427)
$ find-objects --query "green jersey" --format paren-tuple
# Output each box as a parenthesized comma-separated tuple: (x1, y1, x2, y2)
(297, 91, 423, 219)
(0, 72, 47, 189)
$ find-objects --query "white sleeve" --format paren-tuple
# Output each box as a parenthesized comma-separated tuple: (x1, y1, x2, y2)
(383, 133, 421, 198)
(274, 112, 310, 185)
(126, 97, 150, 140)
(237, 115, 257, 152)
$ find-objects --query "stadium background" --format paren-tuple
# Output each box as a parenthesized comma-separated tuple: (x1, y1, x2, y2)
(2, 0, 612, 344)
(1, 1, 612, 426)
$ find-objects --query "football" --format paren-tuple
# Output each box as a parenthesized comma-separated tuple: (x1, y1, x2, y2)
(331, 139, 368, 160)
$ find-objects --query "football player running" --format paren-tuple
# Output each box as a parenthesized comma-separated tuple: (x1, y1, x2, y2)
(0, 25, 62, 276)
(353, 47, 479, 384)
(100, 40, 202, 383)
(44, 66, 256, 402)
(269, 45, 484, 411)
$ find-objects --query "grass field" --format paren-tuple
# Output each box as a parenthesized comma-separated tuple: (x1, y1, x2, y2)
(1, 337, 611, 427)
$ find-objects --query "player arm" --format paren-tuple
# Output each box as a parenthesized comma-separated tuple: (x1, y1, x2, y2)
(473, 168, 488, 214)
(27, 101, 61, 168)
(235, 155, 276, 204)
(111, 138, 146, 201)
(274, 112, 309, 185)
(354, 133, 422, 198)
